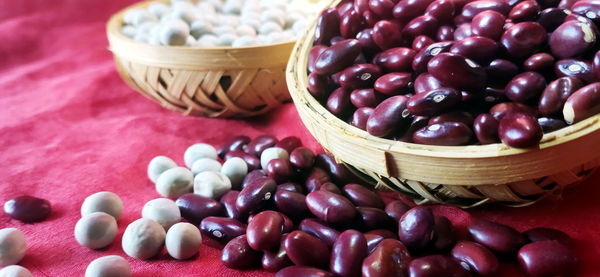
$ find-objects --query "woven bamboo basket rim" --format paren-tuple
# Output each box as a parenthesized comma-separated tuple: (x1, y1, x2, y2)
(286, 0, 600, 189)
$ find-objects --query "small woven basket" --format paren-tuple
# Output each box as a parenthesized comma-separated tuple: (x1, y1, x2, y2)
(106, 0, 294, 117)
(286, 0, 600, 207)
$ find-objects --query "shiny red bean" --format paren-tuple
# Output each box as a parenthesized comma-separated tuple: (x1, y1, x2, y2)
(242, 169, 267, 188)
(403, 15, 439, 39)
(538, 117, 567, 133)
(453, 23, 472, 41)
(499, 113, 543, 148)
(315, 39, 362, 75)
(539, 77, 583, 116)
(366, 229, 398, 239)
(399, 116, 430, 142)
(518, 240, 578, 277)
(308, 45, 328, 73)
(222, 235, 261, 269)
(200, 216, 247, 244)
(461, 0, 511, 21)
(555, 59, 596, 84)
(508, 0, 540, 22)
(315, 153, 352, 184)
(393, 0, 433, 22)
(284, 230, 331, 269)
(357, 207, 396, 231)
(289, 147, 315, 169)
(572, 0, 600, 25)
(563, 82, 600, 124)
(372, 20, 404, 50)
(385, 200, 410, 221)
(220, 190, 241, 219)
(450, 36, 498, 65)
(523, 53, 554, 73)
(374, 47, 417, 72)
(412, 41, 454, 73)
(412, 35, 434, 51)
(425, 0, 455, 24)
(558, 0, 578, 9)
(501, 22, 547, 59)
(339, 64, 383, 89)
(337, 2, 354, 16)
(367, 95, 412, 137)
(245, 135, 278, 157)
(549, 20, 598, 59)
(306, 190, 357, 225)
(398, 206, 435, 252)
(315, 8, 341, 46)
(225, 150, 261, 171)
(537, 8, 569, 32)
(342, 184, 385, 209)
(473, 113, 500, 144)
(247, 211, 284, 251)
(236, 177, 277, 215)
(352, 107, 375, 130)
(351, 88, 385, 107)
(413, 122, 473, 146)
(408, 255, 468, 277)
(594, 50, 600, 80)
(369, 0, 395, 18)
(275, 266, 334, 277)
(414, 73, 443, 94)
(341, 10, 363, 38)
(320, 182, 342, 194)
(432, 216, 455, 251)
(356, 28, 380, 55)
(4, 195, 51, 223)
(365, 234, 385, 254)
(429, 111, 473, 126)
(468, 219, 526, 253)
(218, 135, 250, 158)
(486, 59, 518, 85)
(363, 10, 383, 27)
(266, 159, 293, 184)
(274, 190, 308, 218)
(176, 193, 223, 225)
(407, 87, 462, 116)
(435, 25, 455, 41)
(331, 230, 368, 277)
(263, 234, 293, 272)
(471, 10, 505, 40)
(277, 182, 304, 193)
(490, 102, 537, 121)
(327, 87, 353, 116)
(505, 71, 546, 103)
(451, 241, 499, 276)
(299, 218, 341, 248)
(523, 227, 573, 247)
(427, 53, 485, 91)
(362, 239, 411, 277)
(305, 167, 331, 193)
(275, 137, 302, 153)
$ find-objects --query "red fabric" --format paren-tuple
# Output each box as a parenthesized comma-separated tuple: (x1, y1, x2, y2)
(0, 0, 599, 276)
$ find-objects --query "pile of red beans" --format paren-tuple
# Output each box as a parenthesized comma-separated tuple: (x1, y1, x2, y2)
(306, 0, 600, 148)
(176, 135, 578, 276)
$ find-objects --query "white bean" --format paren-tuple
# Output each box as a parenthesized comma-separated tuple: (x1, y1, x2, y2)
(193, 171, 231, 199)
(81, 191, 123, 220)
(236, 25, 256, 37)
(171, 8, 198, 24)
(0, 265, 33, 277)
(85, 255, 131, 277)
(185, 35, 196, 46)
(241, 18, 261, 31)
(217, 15, 240, 27)
(120, 26, 136, 38)
(155, 167, 193, 199)
(204, 0, 224, 11)
(213, 25, 236, 35)
(260, 147, 289, 169)
(284, 12, 304, 28)
(158, 19, 190, 46)
(122, 218, 165, 260)
(0, 228, 26, 267)
(260, 9, 285, 27)
(258, 21, 283, 35)
(190, 20, 214, 39)
(195, 35, 218, 47)
(74, 212, 117, 249)
(222, 0, 242, 14)
(191, 158, 222, 175)
(184, 143, 218, 168)
(124, 9, 157, 26)
(220, 157, 248, 188)
(148, 2, 170, 18)
(165, 222, 202, 260)
(292, 19, 308, 36)
(141, 198, 181, 231)
(217, 33, 238, 46)
(196, 2, 216, 15)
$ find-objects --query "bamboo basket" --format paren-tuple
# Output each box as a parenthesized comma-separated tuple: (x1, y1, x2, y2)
(106, 0, 295, 117)
(286, 0, 600, 207)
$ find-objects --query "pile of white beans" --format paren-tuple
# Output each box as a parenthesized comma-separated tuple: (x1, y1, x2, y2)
(121, 0, 324, 47)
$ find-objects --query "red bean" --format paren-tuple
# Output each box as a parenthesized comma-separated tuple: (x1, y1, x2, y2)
(537, 8, 569, 32)
(356, 28, 380, 55)
(427, 53, 486, 91)
(341, 10, 363, 38)
(563, 82, 600, 124)
(403, 15, 439, 39)
(299, 218, 341, 248)
(398, 206, 435, 252)
(266, 159, 294, 184)
(352, 107, 375, 130)
(274, 190, 308, 218)
(385, 200, 410, 221)
(412, 41, 454, 73)
(362, 239, 411, 277)
(461, 0, 511, 21)
(407, 87, 462, 116)
(468, 219, 527, 254)
(429, 111, 474, 126)
(242, 169, 267, 188)
(315, 153, 353, 184)
(372, 20, 404, 50)
(366, 229, 398, 239)
(327, 87, 353, 116)
(220, 190, 241, 219)
(176, 193, 223, 225)
(369, 0, 396, 18)
(247, 211, 284, 251)
(523, 53, 554, 73)
(555, 59, 596, 84)
(523, 227, 573, 247)
(499, 113, 543, 148)
(307, 72, 331, 100)
(363, 10, 383, 27)
(280, 213, 294, 233)
(414, 73, 443, 94)
(351, 88, 386, 107)
(539, 77, 583, 116)
(538, 117, 568, 133)
(393, 0, 434, 23)
(450, 36, 498, 65)
(236, 177, 277, 215)
(453, 23, 472, 41)
(508, 0, 540, 22)
(289, 147, 315, 169)
(518, 240, 578, 277)
(451, 241, 499, 276)
(435, 25, 455, 41)
(473, 113, 500, 144)
(374, 47, 417, 72)
(412, 35, 434, 51)
(275, 266, 334, 277)
(319, 182, 342, 195)
(432, 216, 455, 251)
(246, 135, 278, 157)
(501, 22, 547, 59)
(222, 235, 261, 269)
(425, 0, 456, 24)
(357, 207, 396, 231)
(225, 150, 261, 171)
(4, 195, 51, 223)
(572, 0, 600, 25)
(330, 230, 368, 277)
(315, 8, 341, 46)
(471, 10, 505, 40)
(315, 39, 362, 75)
(338, 2, 354, 17)
(218, 135, 250, 158)
(275, 137, 302, 153)
(367, 95, 412, 137)
(277, 182, 304, 193)
(490, 102, 537, 121)
(342, 184, 385, 209)
(262, 234, 293, 272)
(306, 190, 357, 225)
(200, 216, 247, 245)
(305, 167, 331, 193)
(504, 71, 546, 103)
(485, 59, 518, 85)
(284, 230, 331, 269)
(364, 234, 385, 254)
(413, 122, 473, 146)
(339, 64, 383, 89)
(308, 45, 328, 73)
(593, 50, 600, 81)
(408, 255, 468, 277)
(549, 20, 598, 59)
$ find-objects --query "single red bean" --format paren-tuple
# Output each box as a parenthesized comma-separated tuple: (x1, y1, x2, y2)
(364, 234, 385, 254)
(453, 23, 472, 41)
(374, 47, 417, 72)
(393, 0, 434, 22)
(320, 182, 342, 194)
(275, 266, 334, 277)
(408, 255, 468, 277)
(236, 177, 277, 215)
(518, 240, 578, 277)
(449, 36, 498, 65)
(593, 50, 600, 81)
(218, 135, 250, 158)
(351, 88, 386, 108)
(429, 111, 474, 126)
(369, 0, 395, 18)
(412, 35, 434, 51)
(572, 0, 600, 25)
(451, 241, 499, 276)
(473, 113, 500, 144)
(305, 167, 331, 193)
(555, 59, 596, 84)
(289, 147, 315, 170)
(498, 113, 544, 148)
(274, 190, 309, 218)
(537, 8, 569, 32)
(407, 87, 462, 116)
(225, 150, 261, 171)
(340, 10, 363, 39)
(414, 73, 443, 94)
(339, 64, 383, 89)
(315, 153, 352, 184)
(508, 0, 540, 22)
(357, 207, 396, 231)
(539, 77, 583, 116)
(315, 8, 341, 46)
(362, 239, 411, 277)
(363, 10, 383, 27)
(558, 0, 578, 9)
(479, 86, 509, 107)
(330, 34, 346, 46)
(331, 230, 368, 277)
(280, 213, 294, 233)
(277, 182, 304, 194)
(247, 211, 284, 251)
(523, 53, 554, 73)
(398, 206, 435, 252)
(372, 20, 404, 50)
(222, 235, 261, 269)
(176, 193, 223, 225)
(262, 234, 293, 272)
(242, 169, 267, 189)
(549, 20, 598, 59)
(342, 184, 385, 209)
(468, 219, 527, 254)
(367, 95, 412, 137)
(504, 71, 546, 103)
(299, 218, 341, 248)
(220, 190, 242, 219)
(284, 230, 331, 269)
(306, 190, 357, 225)
(4, 195, 51, 223)
(385, 200, 410, 222)
(399, 116, 431, 142)
(315, 39, 362, 75)
(435, 25, 454, 41)
(275, 137, 302, 153)
(355, 0, 370, 14)
(563, 82, 600, 124)
(352, 107, 375, 130)
(413, 122, 473, 146)
(500, 22, 547, 59)
(308, 45, 328, 73)
(200, 216, 247, 244)
(461, 0, 511, 22)
(266, 159, 293, 184)
(327, 87, 353, 116)
(490, 102, 537, 121)
(337, 2, 354, 16)
(366, 229, 398, 239)
(356, 28, 380, 55)
(412, 41, 454, 73)
(427, 53, 486, 91)
(430, 216, 456, 252)
(471, 10, 506, 40)
(246, 135, 278, 157)
(403, 15, 439, 39)
(485, 59, 518, 85)
(425, 0, 455, 24)
(522, 227, 573, 247)
(538, 117, 568, 133)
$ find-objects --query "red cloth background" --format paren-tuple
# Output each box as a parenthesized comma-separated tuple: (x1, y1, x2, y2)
(1, 0, 599, 276)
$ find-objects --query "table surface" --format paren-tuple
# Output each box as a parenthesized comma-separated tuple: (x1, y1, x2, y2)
(1, 0, 599, 276)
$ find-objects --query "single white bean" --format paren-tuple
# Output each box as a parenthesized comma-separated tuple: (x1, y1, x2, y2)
(0, 265, 33, 277)
(260, 147, 289, 169)
(191, 158, 222, 175)
(148, 2, 170, 18)
(165, 222, 202, 260)
(85, 255, 131, 277)
(258, 21, 283, 35)
(260, 9, 285, 26)
(196, 2, 217, 15)
(222, 1, 242, 14)
(190, 20, 214, 39)
(171, 8, 198, 24)
(121, 26, 136, 38)
(236, 25, 256, 37)
(155, 167, 193, 199)
(185, 35, 196, 46)
(292, 19, 308, 36)
(193, 171, 231, 199)
(220, 157, 248, 188)
(232, 35, 257, 47)
(213, 25, 236, 35)
(217, 33, 238, 46)
(81, 191, 123, 220)
(0, 228, 26, 267)
(195, 35, 218, 47)
(284, 12, 304, 28)
(122, 218, 166, 260)
(74, 212, 118, 249)
(141, 198, 181, 231)
(158, 19, 190, 46)
(184, 143, 217, 168)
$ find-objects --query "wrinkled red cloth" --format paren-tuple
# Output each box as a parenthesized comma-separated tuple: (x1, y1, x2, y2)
(1, 0, 599, 276)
